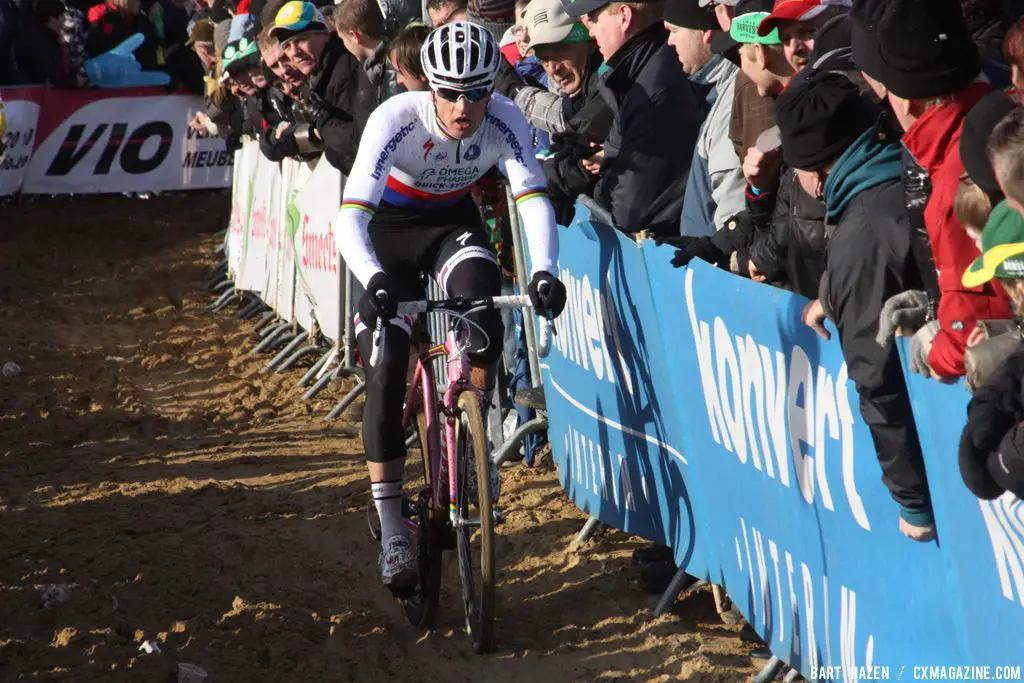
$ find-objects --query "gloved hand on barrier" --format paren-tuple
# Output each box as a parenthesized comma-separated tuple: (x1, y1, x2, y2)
(908, 320, 940, 377)
(654, 235, 726, 269)
(875, 289, 930, 348)
(85, 33, 171, 88)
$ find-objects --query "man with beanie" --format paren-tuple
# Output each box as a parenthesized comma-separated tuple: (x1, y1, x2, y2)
(270, 0, 376, 174)
(776, 70, 935, 541)
(870, 0, 1013, 381)
(664, 0, 744, 237)
(564, 0, 706, 236)
(524, 0, 613, 224)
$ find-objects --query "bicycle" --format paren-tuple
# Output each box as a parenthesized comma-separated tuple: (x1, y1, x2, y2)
(367, 293, 551, 654)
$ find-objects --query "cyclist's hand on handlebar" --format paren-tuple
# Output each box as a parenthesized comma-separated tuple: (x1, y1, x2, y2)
(528, 271, 567, 319)
(358, 272, 399, 328)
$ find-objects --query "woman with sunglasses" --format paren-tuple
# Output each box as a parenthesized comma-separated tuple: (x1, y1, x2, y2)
(336, 21, 567, 592)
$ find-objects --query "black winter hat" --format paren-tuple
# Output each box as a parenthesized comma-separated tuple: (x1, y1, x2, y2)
(849, 0, 885, 79)
(960, 90, 1017, 198)
(774, 70, 879, 170)
(664, 0, 719, 31)
(875, 0, 980, 100)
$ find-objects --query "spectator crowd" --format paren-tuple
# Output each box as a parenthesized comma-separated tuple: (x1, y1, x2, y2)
(4, 0, 1024, 611)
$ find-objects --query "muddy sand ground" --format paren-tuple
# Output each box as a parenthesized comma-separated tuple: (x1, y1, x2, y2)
(0, 193, 758, 682)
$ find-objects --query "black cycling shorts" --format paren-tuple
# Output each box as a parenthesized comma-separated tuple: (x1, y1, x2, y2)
(355, 197, 503, 463)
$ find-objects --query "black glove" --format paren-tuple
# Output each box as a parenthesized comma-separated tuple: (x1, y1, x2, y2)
(528, 271, 567, 318)
(358, 272, 398, 329)
(302, 90, 332, 130)
(493, 58, 543, 99)
(653, 235, 725, 269)
(550, 131, 598, 160)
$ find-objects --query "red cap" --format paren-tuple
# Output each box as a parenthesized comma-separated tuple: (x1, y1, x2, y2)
(756, 0, 827, 36)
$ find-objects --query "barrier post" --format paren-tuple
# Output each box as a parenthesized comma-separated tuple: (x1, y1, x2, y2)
(505, 184, 542, 389)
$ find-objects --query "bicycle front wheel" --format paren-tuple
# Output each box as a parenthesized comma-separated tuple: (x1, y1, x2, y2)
(454, 390, 495, 653)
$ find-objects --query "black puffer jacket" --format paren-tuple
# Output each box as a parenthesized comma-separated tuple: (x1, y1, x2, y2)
(544, 49, 614, 226)
(748, 167, 827, 299)
(594, 23, 705, 237)
(961, 344, 1024, 501)
(295, 35, 376, 174)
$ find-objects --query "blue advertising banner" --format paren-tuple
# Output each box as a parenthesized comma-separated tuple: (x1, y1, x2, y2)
(903, 367, 1024, 670)
(535, 206, 1024, 681)
(540, 204, 710, 579)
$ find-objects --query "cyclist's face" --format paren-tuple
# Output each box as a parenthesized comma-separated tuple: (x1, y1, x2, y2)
(433, 91, 489, 138)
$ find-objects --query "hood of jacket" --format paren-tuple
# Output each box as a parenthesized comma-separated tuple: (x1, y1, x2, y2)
(363, 40, 388, 86)
(824, 126, 903, 221)
(902, 82, 991, 176)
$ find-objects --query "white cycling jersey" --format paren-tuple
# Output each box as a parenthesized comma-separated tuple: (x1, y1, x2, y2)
(337, 91, 559, 286)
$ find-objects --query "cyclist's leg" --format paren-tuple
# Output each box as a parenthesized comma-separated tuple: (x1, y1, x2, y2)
(358, 213, 435, 589)
(432, 224, 504, 392)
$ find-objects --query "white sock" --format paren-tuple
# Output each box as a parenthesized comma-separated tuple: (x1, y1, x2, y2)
(372, 480, 404, 543)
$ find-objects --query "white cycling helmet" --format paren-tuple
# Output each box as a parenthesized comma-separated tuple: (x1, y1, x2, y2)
(420, 21, 500, 93)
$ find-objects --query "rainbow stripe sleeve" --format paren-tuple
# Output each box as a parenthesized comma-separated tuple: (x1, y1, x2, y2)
(340, 199, 377, 216)
(513, 187, 549, 205)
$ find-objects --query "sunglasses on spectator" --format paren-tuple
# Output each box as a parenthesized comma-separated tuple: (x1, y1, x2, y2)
(435, 87, 490, 103)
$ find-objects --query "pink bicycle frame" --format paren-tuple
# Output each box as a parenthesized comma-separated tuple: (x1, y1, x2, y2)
(401, 326, 484, 523)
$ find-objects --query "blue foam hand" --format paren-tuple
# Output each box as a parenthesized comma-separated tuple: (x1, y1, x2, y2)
(85, 33, 171, 88)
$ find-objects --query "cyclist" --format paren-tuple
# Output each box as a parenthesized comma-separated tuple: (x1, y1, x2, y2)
(336, 21, 567, 591)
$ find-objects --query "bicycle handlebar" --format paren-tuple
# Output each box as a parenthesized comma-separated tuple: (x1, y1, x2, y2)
(368, 294, 552, 367)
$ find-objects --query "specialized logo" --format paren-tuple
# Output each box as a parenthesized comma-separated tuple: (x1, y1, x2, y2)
(434, 151, 448, 161)
(422, 137, 435, 161)
(456, 231, 471, 245)
(464, 144, 481, 161)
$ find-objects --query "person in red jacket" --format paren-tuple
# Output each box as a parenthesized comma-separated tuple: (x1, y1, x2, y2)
(871, 0, 1013, 381)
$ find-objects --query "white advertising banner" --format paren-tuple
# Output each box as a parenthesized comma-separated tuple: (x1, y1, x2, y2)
(236, 150, 273, 294)
(286, 160, 316, 333)
(292, 156, 344, 342)
(275, 158, 301, 325)
(227, 142, 258, 279)
(262, 159, 284, 317)
(23, 92, 232, 195)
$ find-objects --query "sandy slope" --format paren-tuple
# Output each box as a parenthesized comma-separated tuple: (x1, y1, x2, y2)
(0, 193, 757, 682)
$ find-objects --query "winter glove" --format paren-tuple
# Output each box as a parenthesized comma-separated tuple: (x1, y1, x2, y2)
(909, 320, 940, 377)
(875, 290, 930, 348)
(654, 235, 727, 269)
(493, 60, 536, 99)
(358, 272, 398, 329)
(528, 271, 567, 318)
(550, 131, 598, 160)
(303, 90, 332, 131)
